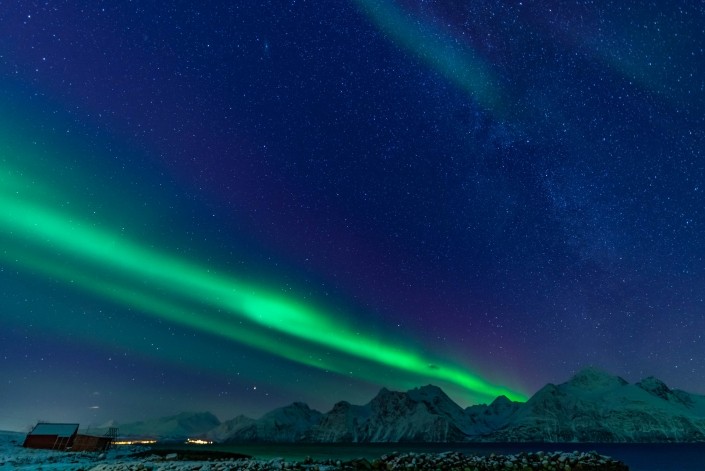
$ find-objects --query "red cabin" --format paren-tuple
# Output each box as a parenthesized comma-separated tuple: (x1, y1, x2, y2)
(22, 423, 79, 450)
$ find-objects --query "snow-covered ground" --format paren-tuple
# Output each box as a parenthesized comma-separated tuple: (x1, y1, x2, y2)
(0, 430, 630, 471)
(0, 431, 142, 470)
(0, 431, 314, 471)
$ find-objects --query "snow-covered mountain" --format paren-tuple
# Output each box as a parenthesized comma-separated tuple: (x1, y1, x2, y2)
(208, 385, 472, 443)
(465, 394, 521, 435)
(109, 412, 220, 439)
(306, 400, 369, 442)
(119, 368, 705, 442)
(480, 367, 705, 442)
(323, 385, 469, 442)
(219, 402, 322, 443)
(205, 414, 256, 442)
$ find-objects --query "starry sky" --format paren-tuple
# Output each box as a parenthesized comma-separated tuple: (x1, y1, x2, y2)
(1, 1, 704, 432)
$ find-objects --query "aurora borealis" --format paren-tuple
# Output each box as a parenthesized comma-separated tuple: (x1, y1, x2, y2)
(0, 156, 524, 403)
(1, 1, 704, 431)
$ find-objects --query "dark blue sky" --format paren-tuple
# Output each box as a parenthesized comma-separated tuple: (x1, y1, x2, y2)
(1, 1, 703, 430)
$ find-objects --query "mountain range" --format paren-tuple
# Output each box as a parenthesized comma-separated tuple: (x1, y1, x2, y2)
(96, 411, 220, 439)
(104, 367, 705, 443)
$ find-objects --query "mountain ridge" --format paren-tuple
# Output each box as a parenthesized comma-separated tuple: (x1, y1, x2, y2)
(107, 368, 705, 443)
(104, 411, 220, 439)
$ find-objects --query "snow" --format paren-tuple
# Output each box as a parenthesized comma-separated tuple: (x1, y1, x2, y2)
(96, 412, 221, 439)
(0, 430, 131, 470)
(0, 431, 235, 471)
(0, 431, 299, 471)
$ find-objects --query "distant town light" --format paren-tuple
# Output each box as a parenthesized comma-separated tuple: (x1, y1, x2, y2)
(186, 438, 213, 445)
(113, 440, 157, 445)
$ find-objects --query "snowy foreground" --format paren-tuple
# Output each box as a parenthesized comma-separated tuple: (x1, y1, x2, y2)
(0, 431, 629, 470)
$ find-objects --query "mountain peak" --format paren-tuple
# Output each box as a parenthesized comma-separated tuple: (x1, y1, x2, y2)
(637, 376, 673, 400)
(490, 395, 512, 407)
(371, 387, 399, 403)
(122, 372, 705, 443)
(290, 401, 313, 410)
(566, 367, 628, 390)
(329, 400, 352, 412)
(176, 411, 219, 420)
(115, 411, 220, 438)
(415, 384, 445, 394)
(261, 402, 321, 421)
(407, 384, 449, 400)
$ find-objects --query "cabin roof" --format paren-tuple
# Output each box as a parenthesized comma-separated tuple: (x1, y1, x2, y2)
(29, 423, 79, 437)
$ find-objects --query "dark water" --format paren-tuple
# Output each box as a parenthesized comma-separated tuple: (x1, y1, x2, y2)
(163, 443, 705, 471)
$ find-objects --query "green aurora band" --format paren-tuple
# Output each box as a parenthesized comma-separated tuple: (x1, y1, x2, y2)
(353, 0, 506, 114)
(0, 127, 526, 403)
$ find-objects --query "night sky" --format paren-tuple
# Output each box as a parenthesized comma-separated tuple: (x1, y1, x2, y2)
(1, 1, 704, 431)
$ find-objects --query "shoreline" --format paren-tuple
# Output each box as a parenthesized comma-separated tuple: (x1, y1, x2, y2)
(24, 432, 705, 470)
(2, 447, 629, 471)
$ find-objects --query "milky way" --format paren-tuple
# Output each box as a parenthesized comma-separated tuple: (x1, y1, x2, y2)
(0, 1, 703, 430)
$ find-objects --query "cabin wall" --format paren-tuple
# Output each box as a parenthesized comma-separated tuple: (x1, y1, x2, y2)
(72, 434, 113, 452)
(22, 434, 74, 449)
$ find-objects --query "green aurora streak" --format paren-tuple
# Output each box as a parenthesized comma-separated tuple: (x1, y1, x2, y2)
(0, 126, 526, 403)
(353, 0, 506, 114)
